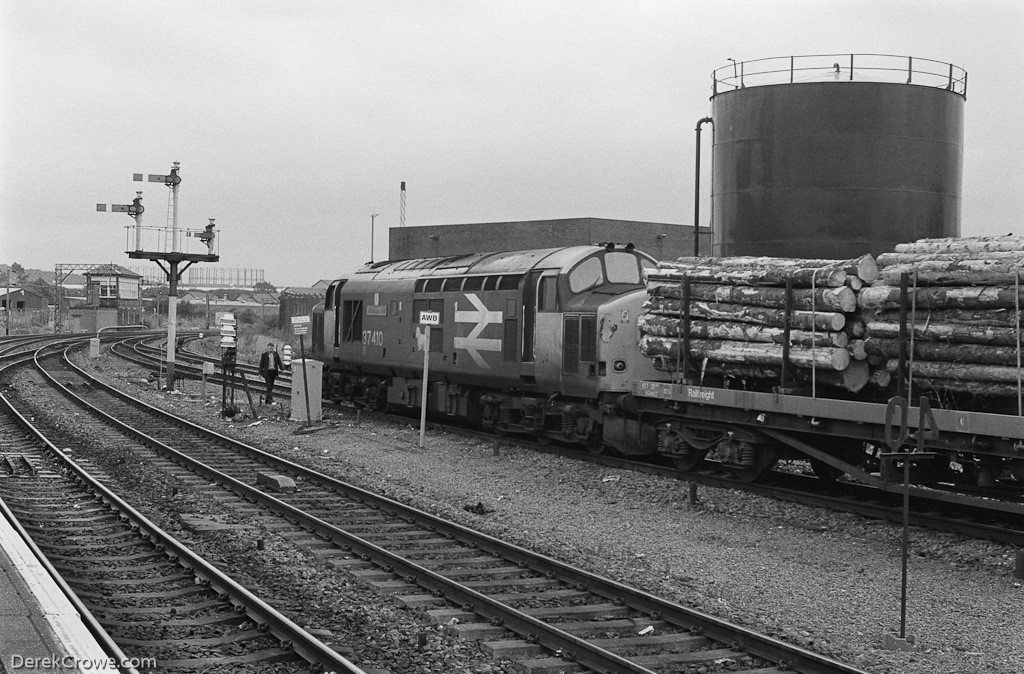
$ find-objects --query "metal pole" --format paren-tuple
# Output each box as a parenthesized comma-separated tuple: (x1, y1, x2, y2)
(898, 273, 909, 399)
(171, 166, 180, 253)
(900, 453, 910, 638)
(694, 117, 713, 257)
(166, 261, 179, 391)
(1016, 275, 1021, 417)
(134, 192, 143, 251)
(299, 334, 312, 426)
(3, 264, 9, 333)
(419, 325, 431, 448)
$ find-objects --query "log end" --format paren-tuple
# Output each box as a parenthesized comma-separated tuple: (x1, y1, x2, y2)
(842, 360, 870, 392)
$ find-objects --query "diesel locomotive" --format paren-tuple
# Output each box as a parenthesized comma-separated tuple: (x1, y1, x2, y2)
(310, 243, 1024, 488)
(311, 244, 662, 452)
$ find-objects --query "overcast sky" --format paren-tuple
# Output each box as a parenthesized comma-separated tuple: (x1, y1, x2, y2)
(2, 1, 1022, 286)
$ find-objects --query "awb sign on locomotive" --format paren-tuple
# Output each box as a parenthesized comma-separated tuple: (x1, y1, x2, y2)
(291, 315, 311, 335)
(418, 311, 441, 326)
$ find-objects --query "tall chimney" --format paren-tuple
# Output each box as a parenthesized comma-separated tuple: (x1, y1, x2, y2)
(400, 181, 406, 228)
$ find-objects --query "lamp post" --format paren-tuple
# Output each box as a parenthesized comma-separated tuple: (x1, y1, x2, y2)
(370, 213, 380, 263)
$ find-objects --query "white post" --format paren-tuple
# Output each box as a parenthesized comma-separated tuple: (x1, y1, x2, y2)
(171, 180, 179, 252)
(134, 193, 143, 251)
(166, 260, 179, 390)
(419, 325, 430, 448)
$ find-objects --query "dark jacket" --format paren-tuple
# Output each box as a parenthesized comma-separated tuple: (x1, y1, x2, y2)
(259, 351, 282, 377)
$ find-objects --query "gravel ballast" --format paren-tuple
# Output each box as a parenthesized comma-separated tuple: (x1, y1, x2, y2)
(12, 348, 1024, 674)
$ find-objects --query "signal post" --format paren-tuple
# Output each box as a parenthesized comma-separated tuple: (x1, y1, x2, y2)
(100, 162, 220, 390)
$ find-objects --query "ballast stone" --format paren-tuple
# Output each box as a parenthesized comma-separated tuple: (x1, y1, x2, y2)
(256, 472, 296, 492)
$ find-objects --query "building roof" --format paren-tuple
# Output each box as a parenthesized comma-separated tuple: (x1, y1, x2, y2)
(279, 287, 323, 297)
(0, 287, 47, 299)
(85, 264, 142, 279)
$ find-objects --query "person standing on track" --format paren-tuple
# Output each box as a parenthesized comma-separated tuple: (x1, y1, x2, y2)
(258, 342, 283, 405)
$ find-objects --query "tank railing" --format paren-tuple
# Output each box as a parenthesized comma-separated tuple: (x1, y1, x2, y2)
(712, 53, 967, 99)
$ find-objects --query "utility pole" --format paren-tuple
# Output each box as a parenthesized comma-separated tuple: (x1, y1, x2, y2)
(370, 213, 379, 263)
(4, 267, 9, 336)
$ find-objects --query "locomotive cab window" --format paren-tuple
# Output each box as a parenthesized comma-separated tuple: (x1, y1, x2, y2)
(425, 278, 443, 292)
(605, 252, 642, 285)
(463, 276, 484, 291)
(568, 257, 604, 293)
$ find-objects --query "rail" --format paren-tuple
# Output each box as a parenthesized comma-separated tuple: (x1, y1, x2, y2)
(713, 53, 967, 98)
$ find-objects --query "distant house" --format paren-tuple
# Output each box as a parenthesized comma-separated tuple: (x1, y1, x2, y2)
(0, 287, 47, 310)
(278, 287, 323, 328)
(311, 279, 334, 289)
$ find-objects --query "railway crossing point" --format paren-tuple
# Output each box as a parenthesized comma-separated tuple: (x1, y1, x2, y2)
(418, 311, 441, 448)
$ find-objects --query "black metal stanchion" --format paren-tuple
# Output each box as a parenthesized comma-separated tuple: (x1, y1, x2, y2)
(238, 373, 259, 419)
(299, 334, 312, 426)
(880, 395, 938, 651)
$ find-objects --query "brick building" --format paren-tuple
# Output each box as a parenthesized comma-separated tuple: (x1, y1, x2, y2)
(388, 217, 704, 262)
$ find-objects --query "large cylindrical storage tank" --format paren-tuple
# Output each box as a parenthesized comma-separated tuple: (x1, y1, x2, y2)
(710, 54, 966, 258)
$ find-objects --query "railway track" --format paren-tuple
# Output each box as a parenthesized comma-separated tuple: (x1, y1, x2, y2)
(22, 342, 869, 674)
(115, 333, 1024, 546)
(520, 444, 1024, 548)
(0, 346, 368, 674)
(111, 336, 293, 401)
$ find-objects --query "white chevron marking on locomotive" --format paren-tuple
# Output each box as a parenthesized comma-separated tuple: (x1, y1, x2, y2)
(454, 293, 503, 368)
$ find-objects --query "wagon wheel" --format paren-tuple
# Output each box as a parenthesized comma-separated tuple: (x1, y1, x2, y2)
(671, 448, 708, 471)
(730, 449, 777, 483)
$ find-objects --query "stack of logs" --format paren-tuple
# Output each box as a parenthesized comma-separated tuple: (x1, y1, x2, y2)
(639, 254, 880, 392)
(861, 235, 1024, 398)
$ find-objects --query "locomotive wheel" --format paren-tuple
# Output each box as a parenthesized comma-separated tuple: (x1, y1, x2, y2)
(587, 440, 607, 455)
(671, 448, 709, 471)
